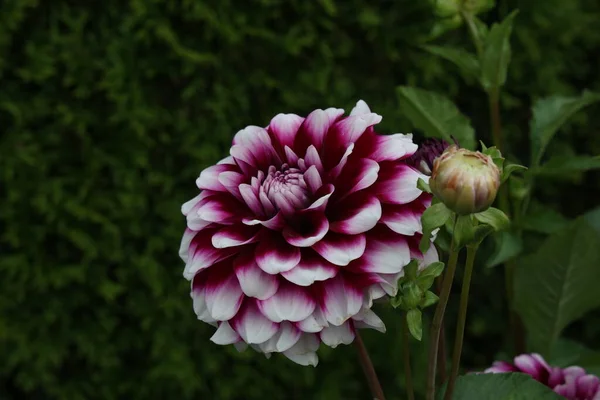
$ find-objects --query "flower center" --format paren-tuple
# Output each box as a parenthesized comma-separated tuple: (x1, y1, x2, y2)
(259, 164, 310, 212)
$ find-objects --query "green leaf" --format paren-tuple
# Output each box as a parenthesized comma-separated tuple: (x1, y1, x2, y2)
(520, 202, 569, 235)
(474, 207, 510, 231)
(397, 86, 476, 150)
(532, 155, 600, 176)
(514, 216, 600, 354)
(485, 231, 523, 268)
(404, 260, 419, 281)
(440, 373, 563, 400)
(420, 261, 445, 279)
(453, 214, 475, 249)
(420, 202, 453, 253)
(530, 90, 600, 166)
(473, 224, 495, 245)
(406, 309, 423, 341)
(502, 163, 527, 183)
(480, 10, 519, 92)
(421, 290, 439, 308)
(421, 45, 480, 81)
(418, 177, 432, 193)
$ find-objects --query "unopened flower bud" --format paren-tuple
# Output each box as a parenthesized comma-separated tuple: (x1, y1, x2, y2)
(401, 282, 424, 310)
(429, 145, 500, 215)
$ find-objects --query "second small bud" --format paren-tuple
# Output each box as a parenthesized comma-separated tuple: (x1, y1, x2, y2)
(429, 145, 500, 215)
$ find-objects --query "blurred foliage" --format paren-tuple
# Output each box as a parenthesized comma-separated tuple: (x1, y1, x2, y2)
(1, 0, 599, 399)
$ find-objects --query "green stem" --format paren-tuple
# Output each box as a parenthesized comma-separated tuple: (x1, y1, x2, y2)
(355, 331, 386, 400)
(489, 89, 503, 153)
(426, 224, 460, 400)
(487, 87, 525, 353)
(461, 10, 483, 57)
(445, 244, 479, 400)
(402, 318, 415, 400)
(436, 275, 448, 385)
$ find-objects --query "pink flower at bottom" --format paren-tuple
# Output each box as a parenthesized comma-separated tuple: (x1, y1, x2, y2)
(485, 353, 600, 400)
(180, 100, 438, 366)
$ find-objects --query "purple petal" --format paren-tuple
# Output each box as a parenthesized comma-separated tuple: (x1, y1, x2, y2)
(514, 354, 550, 381)
(352, 308, 386, 333)
(282, 251, 338, 286)
(217, 171, 246, 201)
(318, 275, 363, 326)
(231, 300, 279, 344)
(484, 361, 518, 374)
(233, 251, 280, 300)
(282, 212, 329, 247)
(349, 100, 371, 116)
(196, 163, 240, 192)
(191, 278, 215, 323)
(211, 224, 259, 248)
(303, 184, 335, 212)
(373, 164, 425, 205)
(282, 333, 320, 366)
(328, 143, 355, 180)
(304, 165, 323, 194)
(577, 375, 600, 399)
(255, 234, 301, 274)
(349, 228, 411, 274)
(257, 282, 316, 322)
(204, 269, 244, 321)
(294, 108, 344, 153)
(320, 321, 355, 348)
(381, 203, 423, 235)
(370, 133, 418, 162)
(197, 194, 245, 223)
(242, 212, 285, 231)
(296, 306, 329, 333)
(312, 232, 366, 266)
(330, 194, 382, 235)
(239, 183, 265, 217)
(231, 125, 280, 167)
(183, 229, 237, 280)
(179, 228, 197, 263)
(284, 145, 299, 165)
(210, 322, 241, 345)
(259, 321, 302, 353)
(327, 112, 382, 148)
(304, 145, 324, 174)
(338, 158, 380, 199)
(268, 113, 304, 149)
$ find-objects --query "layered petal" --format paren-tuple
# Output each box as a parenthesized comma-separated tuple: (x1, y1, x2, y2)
(257, 282, 316, 323)
(233, 251, 280, 300)
(231, 301, 279, 344)
(255, 234, 301, 274)
(373, 163, 425, 205)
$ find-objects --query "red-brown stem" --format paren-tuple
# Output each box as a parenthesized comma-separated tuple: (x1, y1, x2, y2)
(355, 331, 386, 400)
(436, 275, 447, 384)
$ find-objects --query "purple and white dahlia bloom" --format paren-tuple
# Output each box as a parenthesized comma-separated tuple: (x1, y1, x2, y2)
(180, 100, 438, 366)
(485, 353, 600, 400)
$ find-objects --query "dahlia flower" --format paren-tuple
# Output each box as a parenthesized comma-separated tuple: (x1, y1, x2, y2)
(180, 100, 438, 366)
(485, 353, 600, 400)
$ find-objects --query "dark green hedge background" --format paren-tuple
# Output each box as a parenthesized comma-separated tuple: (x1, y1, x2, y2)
(1, 0, 599, 399)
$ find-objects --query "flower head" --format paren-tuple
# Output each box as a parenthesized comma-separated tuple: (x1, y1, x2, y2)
(484, 353, 600, 400)
(180, 100, 438, 366)
(429, 145, 500, 215)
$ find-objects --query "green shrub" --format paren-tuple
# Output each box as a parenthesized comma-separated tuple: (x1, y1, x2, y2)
(1, 0, 599, 398)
